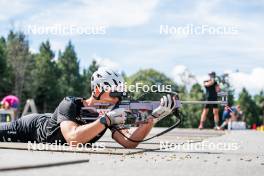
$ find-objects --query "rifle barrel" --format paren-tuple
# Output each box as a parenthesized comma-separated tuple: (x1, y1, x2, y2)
(181, 100, 227, 105)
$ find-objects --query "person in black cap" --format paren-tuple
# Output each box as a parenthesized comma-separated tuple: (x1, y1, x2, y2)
(199, 71, 221, 129)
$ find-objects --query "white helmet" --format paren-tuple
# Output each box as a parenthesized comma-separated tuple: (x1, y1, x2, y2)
(91, 67, 124, 99)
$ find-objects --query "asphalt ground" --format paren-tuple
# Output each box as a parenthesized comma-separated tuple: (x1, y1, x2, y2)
(0, 128, 263, 176)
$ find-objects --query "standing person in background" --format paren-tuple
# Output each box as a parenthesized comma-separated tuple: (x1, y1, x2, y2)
(1, 95, 20, 120)
(198, 72, 221, 130)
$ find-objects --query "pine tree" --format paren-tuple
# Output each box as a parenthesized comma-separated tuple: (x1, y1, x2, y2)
(254, 90, 264, 125)
(81, 60, 99, 97)
(57, 41, 82, 97)
(32, 41, 60, 112)
(0, 37, 9, 98)
(237, 88, 260, 127)
(6, 31, 34, 106)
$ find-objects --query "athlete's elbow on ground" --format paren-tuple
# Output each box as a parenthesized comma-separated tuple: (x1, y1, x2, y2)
(122, 142, 139, 149)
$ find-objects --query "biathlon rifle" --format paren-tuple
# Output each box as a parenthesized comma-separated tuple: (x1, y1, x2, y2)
(80, 91, 228, 142)
(80, 91, 182, 142)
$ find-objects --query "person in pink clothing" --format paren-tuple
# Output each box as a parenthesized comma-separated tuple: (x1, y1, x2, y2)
(1, 95, 20, 110)
(1, 95, 20, 120)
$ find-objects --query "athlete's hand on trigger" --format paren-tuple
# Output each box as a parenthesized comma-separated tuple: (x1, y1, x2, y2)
(151, 94, 176, 122)
(105, 108, 127, 126)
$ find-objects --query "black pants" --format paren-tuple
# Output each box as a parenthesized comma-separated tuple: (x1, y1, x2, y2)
(0, 114, 40, 142)
(204, 97, 218, 109)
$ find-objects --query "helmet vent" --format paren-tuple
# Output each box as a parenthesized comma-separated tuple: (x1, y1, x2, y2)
(104, 82, 111, 87)
(112, 79, 118, 86)
(106, 71, 111, 75)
